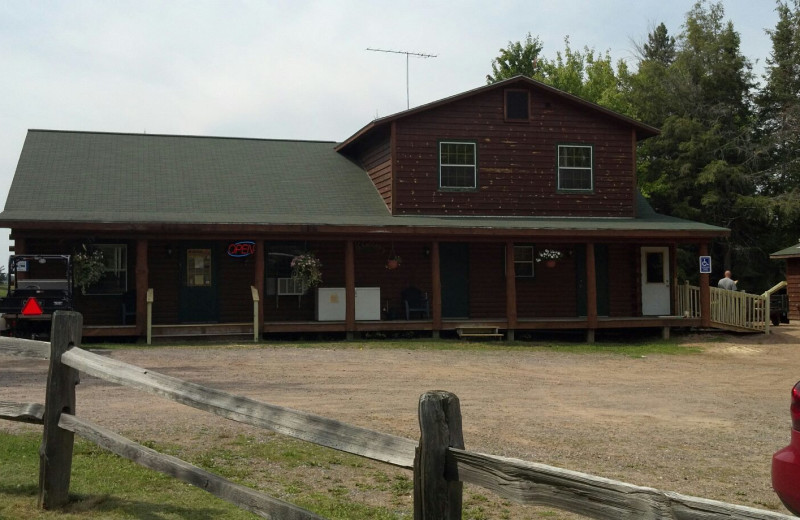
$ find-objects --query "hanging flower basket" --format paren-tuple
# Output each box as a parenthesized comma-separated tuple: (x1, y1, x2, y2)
(536, 248, 563, 267)
(291, 253, 322, 290)
(386, 255, 401, 270)
(73, 246, 105, 295)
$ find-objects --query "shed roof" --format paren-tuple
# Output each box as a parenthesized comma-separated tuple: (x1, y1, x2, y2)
(770, 242, 800, 259)
(0, 129, 727, 239)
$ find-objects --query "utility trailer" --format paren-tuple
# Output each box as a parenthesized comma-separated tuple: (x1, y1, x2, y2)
(0, 254, 73, 339)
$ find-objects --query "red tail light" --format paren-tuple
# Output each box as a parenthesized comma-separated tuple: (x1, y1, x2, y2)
(791, 381, 800, 431)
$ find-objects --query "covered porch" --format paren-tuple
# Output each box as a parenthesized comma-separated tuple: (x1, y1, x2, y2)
(65, 236, 721, 343)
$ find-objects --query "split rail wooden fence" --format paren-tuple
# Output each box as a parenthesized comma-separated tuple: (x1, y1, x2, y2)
(1, 311, 795, 519)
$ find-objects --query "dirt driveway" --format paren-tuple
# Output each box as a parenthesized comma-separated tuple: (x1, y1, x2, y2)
(3, 327, 800, 517)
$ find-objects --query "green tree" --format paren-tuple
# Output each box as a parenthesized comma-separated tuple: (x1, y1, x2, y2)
(752, 1, 800, 277)
(755, 1, 800, 203)
(486, 32, 543, 84)
(642, 22, 676, 65)
(487, 34, 632, 114)
(633, 1, 767, 286)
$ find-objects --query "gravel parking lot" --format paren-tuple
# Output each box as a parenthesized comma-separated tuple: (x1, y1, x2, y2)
(3, 327, 799, 517)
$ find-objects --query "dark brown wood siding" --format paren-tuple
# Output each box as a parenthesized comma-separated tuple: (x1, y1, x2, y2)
(360, 137, 393, 211)
(149, 241, 180, 325)
(608, 244, 637, 317)
(218, 249, 255, 322)
(393, 86, 635, 217)
(516, 248, 577, 319)
(469, 243, 506, 319)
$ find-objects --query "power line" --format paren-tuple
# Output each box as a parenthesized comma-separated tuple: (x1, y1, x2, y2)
(366, 48, 437, 109)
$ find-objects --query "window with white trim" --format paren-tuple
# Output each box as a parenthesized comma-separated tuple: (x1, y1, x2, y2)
(439, 142, 477, 189)
(87, 244, 127, 294)
(514, 245, 535, 278)
(557, 145, 593, 191)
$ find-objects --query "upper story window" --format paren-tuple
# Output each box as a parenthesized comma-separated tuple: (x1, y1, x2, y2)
(439, 141, 477, 189)
(505, 90, 530, 121)
(557, 145, 593, 191)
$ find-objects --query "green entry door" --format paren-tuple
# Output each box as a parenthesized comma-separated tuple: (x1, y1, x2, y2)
(179, 245, 219, 323)
(575, 244, 610, 317)
(439, 243, 470, 318)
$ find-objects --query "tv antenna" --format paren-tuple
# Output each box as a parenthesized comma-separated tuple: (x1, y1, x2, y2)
(366, 48, 437, 109)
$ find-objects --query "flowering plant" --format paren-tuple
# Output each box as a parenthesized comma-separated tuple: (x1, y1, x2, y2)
(536, 248, 563, 263)
(73, 246, 105, 294)
(385, 254, 402, 269)
(291, 253, 322, 289)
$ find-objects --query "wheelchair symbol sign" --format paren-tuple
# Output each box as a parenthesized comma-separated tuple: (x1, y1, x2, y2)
(699, 256, 712, 274)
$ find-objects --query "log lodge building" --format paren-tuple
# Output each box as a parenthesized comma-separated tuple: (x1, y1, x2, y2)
(0, 76, 728, 341)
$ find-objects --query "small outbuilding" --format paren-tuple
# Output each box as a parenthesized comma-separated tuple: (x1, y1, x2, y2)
(770, 241, 800, 321)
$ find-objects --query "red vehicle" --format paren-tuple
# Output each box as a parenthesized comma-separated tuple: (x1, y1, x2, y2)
(773, 381, 800, 516)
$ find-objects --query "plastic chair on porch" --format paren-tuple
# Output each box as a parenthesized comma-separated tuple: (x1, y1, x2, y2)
(121, 291, 136, 325)
(402, 286, 430, 320)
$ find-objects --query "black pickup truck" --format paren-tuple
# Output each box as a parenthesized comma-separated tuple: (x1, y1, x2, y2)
(0, 255, 73, 339)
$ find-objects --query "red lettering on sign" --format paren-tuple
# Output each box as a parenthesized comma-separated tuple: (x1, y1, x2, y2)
(227, 241, 256, 257)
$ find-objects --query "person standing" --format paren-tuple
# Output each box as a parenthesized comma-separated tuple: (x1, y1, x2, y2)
(718, 270, 737, 290)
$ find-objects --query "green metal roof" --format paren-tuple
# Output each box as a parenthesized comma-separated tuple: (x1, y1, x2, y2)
(0, 129, 728, 237)
(771, 242, 800, 258)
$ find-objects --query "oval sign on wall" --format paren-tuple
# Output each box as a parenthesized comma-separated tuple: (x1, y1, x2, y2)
(228, 241, 256, 258)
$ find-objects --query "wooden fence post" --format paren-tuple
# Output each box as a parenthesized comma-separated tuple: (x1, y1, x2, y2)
(414, 391, 464, 520)
(38, 311, 82, 509)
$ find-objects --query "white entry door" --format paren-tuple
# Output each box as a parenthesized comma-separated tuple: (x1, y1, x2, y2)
(641, 247, 670, 315)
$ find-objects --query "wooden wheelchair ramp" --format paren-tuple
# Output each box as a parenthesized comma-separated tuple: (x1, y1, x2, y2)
(677, 282, 787, 334)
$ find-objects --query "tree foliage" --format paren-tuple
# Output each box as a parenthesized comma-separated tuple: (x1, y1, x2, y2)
(486, 33, 543, 84)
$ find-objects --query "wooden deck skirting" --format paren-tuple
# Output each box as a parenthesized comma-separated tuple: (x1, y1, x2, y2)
(82, 316, 702, 338)
(2, 314, 795, 519)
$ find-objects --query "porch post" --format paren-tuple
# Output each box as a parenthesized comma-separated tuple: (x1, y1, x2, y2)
(431, 241, 442, 338)
(699, 242, 711, 328)
(669, 243, 678, 315)
(504, 241, 517, 341)
(586, 242, 598, 343)
(254, 239, 265, 338)
(135, 239, 148, 337)
(345, 240, 356, 340)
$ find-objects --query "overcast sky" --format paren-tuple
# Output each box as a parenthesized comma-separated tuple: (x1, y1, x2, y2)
(0, 1, 781, 268)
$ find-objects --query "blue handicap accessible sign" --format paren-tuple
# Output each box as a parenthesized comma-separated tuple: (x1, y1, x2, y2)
(699, 256, 712, 274)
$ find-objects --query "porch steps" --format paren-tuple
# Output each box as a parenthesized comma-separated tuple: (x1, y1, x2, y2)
(457, 327, 504, 339)
(151, 323, 254, 340)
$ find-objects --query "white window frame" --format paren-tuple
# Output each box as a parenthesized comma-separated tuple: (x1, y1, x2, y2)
(439, 141, 477, 189)
(86, 244, 127, 295)
(557, 144, 593, 191)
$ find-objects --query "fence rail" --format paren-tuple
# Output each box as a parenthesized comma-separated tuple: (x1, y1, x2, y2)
(1, 311, 795, 519)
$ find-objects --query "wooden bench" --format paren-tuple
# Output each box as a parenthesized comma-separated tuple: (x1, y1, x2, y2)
(457, 327, 504, 339)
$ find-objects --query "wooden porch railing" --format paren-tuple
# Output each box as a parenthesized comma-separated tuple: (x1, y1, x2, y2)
(251, 285, 260, 342)
(146, 287, 154, 344)
(2, 311, 796, 519)
(677, 281, 788, 334)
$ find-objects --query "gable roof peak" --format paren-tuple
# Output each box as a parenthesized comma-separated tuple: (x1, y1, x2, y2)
(336, 76, 658, 153)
